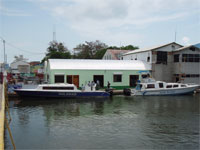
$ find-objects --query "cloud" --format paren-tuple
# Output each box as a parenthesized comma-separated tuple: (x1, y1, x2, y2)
(0, 5, 31, 16)
(28, 0, 199, 45)
(182, 36, 190, 45)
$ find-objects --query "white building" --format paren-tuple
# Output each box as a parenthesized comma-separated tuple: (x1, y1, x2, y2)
(122, 42, 200, 84)
(173, 45, 200, 84)
(10, 55, 30, 75)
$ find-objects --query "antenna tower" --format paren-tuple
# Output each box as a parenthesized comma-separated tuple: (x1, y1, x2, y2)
(53, 25, 56, 41)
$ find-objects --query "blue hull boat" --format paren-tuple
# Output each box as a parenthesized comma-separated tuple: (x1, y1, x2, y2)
(14, 83, 110, 98)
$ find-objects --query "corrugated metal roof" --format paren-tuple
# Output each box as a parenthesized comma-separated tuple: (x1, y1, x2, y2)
(173, 45, 200, 52)
(106, 49, 132, 59)
(123, 42, 183, 56)
(48, 59, 151, 70)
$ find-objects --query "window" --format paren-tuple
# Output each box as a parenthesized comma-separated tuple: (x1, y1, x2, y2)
(189, 54, 194, 62)
(147, 84, 155, 88)
(195, 74, 200, 77)
(194, 54, 200, 62)
(182, 54, 200, 62)
(113, 75, 122, 82)
(142, 74, 148, 78)
(173, 85, 179, 88)
(67, 75, 72, 84)
(189, 47, 195, 51)
(186, 74, 190, 78)
(159, 83, 164, 88)
(174, 54, 179, 62)
(182, 74, 200, 78)
(182, 54, 188, 62)
(55, 75, 64, 83)
(43, 86, 74, 90)
(166, 85, 172, 88)
(156, 51, 167, 64)
(147, 56, 150, 62)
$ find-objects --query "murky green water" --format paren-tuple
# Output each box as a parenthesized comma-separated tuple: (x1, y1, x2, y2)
(5, 94, 200, 149)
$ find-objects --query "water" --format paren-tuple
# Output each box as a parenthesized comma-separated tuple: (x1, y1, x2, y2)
(5, 94, 200, 149)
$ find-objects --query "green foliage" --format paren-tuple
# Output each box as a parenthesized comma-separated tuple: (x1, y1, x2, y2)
(93, 48, 107, 59)
(108, 45, 139, 50)
(74, 40, 108, 59)
(41, 40, 139, 62)
(41, 41, 71, 63)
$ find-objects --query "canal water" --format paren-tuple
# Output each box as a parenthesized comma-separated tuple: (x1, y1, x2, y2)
(5, 94, 199, 149)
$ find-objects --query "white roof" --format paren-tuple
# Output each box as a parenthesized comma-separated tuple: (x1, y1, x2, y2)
(48, 59, 151, 70)
(123, 42, 183, 56)
(173, 45, 200, 52)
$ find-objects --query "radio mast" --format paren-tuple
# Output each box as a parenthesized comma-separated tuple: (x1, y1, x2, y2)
(53, 25, 56, 41)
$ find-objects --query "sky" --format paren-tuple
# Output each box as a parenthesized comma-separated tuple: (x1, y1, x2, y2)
(0, 0, 199, 63)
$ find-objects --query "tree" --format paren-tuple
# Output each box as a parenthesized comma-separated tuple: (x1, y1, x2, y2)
(107, 45, 139, 50)
(93, 48, 107, 59)
(41, 41, 71, 63)
(74, 40, 108, 59)
(121, 45, 139, 50)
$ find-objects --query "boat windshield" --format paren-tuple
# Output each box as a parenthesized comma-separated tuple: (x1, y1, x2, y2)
(43, 86, 74, 90)
(136, 84, 142, 90)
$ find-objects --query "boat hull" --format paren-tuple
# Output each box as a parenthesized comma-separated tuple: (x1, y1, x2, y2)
(131, 86, 198, 96)
(14, 90, 110, 98)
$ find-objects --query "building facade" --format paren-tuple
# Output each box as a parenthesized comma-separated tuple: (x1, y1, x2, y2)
(122, 42, 200, 84)
(44, 59, 151, 89)
(10, 60, 30, 75)
(173, 45, 200, 84)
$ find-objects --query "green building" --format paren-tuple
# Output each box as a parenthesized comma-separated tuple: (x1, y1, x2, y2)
(44, 59, 151, 89)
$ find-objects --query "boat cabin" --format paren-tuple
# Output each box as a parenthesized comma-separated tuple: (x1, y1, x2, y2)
(36, 84, 77, 91)
(136, 80, 188, 90)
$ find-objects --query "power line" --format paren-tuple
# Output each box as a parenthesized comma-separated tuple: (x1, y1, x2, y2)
(0, 36, 45, 55)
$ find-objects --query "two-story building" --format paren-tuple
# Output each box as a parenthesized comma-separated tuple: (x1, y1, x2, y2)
(122, 42, 200, 85)
(10, 55, 30, 77)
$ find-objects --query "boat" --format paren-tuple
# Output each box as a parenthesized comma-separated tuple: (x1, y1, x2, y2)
(131, 78, 199, 96)
(13, 83, 110, 98)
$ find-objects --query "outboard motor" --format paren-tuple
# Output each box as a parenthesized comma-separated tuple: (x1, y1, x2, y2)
(123, 88, 131, 96)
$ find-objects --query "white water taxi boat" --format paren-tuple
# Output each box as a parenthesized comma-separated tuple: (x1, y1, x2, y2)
(131, 78, 199, 96)
(14, 83, 110, 98)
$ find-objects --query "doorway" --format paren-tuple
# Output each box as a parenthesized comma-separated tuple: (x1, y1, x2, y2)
(93, 75, 104, 88)
(67, 75, 79, 88)
(130, 75, 139, 87)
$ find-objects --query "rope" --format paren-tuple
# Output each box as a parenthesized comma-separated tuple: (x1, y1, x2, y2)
(4, 117, 16, 150)
(4, 84, 11, 123)
(4, 82, 16, 149)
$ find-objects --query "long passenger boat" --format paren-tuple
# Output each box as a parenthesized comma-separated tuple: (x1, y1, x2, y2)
(131, 78, 199, 96)
(14, 83, 110, 98)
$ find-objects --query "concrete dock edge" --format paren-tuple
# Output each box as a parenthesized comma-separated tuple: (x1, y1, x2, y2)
(0, 84, 5, 150)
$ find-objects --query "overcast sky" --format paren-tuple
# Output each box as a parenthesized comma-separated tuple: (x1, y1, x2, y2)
(0, 0, 199, 63)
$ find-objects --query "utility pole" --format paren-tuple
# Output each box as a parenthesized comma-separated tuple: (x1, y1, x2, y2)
(175, 31, 177, 42)
(3, 40, 5, 64)
(2, 39, 5, 71)
(53, 25, 56, 42)
(174, 26, 177, 42)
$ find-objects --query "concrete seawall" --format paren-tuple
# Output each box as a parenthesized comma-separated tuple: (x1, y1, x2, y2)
(0, 84, 5, 150)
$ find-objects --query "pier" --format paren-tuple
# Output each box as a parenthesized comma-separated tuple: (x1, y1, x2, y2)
(0, 83, 5, 150)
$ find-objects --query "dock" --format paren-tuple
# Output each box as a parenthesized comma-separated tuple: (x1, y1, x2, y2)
(0, 84, 5, 150)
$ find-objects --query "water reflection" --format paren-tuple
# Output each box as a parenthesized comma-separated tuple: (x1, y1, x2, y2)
(6, 94, 200, 149)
